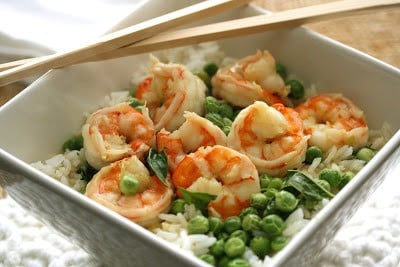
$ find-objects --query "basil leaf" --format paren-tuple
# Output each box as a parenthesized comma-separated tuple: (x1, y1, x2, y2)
(178, 187, 217, 212)
(78, 163, 97, 183)
(284, 170, 335, 201)
(146, 149, 168, 186)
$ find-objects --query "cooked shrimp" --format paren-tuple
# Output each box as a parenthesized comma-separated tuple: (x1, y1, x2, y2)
(157, 112, 227, 171)
(82, 102, 155, 170)
(295, 93, 368, 151)
(85, 155, 173, 227)
(135, 55, 207, 132)
(172, 145, 260, 219)
(227, 101, 308, 177)
(211, 50, 289, 107)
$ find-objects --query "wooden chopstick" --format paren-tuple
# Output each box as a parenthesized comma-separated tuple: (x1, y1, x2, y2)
(94, 0, 400, 60)
(0, 0, 252, 86)
(1, 0, 399, 86)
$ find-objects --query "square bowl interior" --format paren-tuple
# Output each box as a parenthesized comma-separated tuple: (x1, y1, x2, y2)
(1, 0, 400, 266)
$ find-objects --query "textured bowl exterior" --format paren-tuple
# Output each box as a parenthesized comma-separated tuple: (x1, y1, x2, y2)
(1, 0, 400, 266)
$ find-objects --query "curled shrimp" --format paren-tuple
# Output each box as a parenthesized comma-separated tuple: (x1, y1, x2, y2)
(211, 50, 289, 107)
(85, 155, 173, 227)
(135, 56, 207, 132)
(227, 101, 308, 177)
(172, 145, 260, 219)
(82, 102, 155, 170)
(295, 93, 369, 151)
(157, 112, 227, 171)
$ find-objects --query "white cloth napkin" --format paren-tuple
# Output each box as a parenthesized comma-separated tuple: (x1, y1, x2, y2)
(0, 0, 142, 83)
(0, 0, 143, 52)
(1, 1, 400, 266)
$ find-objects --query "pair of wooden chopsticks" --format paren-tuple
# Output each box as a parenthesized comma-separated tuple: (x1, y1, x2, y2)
(0, 0, 399, 87)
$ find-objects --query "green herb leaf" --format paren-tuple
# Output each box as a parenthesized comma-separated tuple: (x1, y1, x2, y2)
(284, 170, 335, 201)
(178, 187, 217, 212)
(146, 149, 168, 186)
(78, 163, 97, 183)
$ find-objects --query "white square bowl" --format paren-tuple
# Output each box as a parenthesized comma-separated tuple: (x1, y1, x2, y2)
(1, 0, 400, 266)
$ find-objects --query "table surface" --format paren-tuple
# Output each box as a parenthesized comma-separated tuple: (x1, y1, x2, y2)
(0, 0, 399, 106)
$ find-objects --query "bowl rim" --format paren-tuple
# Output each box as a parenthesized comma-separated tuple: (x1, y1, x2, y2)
(1, 1, 400, 266)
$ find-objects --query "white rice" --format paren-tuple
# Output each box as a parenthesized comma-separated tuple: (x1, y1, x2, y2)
(369, 122, 393, 150)
(243, 248, 272, 267)
(100, 90, 131, 107)
(29, 41, 395, 266)
(151, 204, 216, 256)
(31, 149, 87, 193)
(297, 145, 365, 179)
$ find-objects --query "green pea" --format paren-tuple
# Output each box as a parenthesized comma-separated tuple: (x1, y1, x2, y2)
(287, 79, 305, 99)
(170, 199, 186, 214)
(249, 236, 271, 258)
(224, 237, 246, 258)
(227, 258, 250, 267)
(204, 96, 234, 120)
(242, 213, 261, 232)
(205, 113, 232, 133)
(275, 190, 298, 213)
(271, 236, 288, 252)
(304, 146, 323, 164)
(260, 214, 285, 237)
(222, 117, 233, 126)
(209, 216, 224, 235)
(222, 125, 232, 136)
(259, 174, 271, 189)
(218, 256, 231, 267)
(62, 134, 84, 152)
(129, 98, 144, 109)
(275, 63, 287, 80)
(239, 207, 258, 220)
(230, 230, 249, 244)
(205, 113, 224, 128)
(133, 105, 142, 112)
(319, 168, 342, 188)
(120, 175, 140, 195)
(250, 193, 269, 210)
(199, 254, 216, 266)
(316, 179, 331, 192)
(188, 215, 210, 234)
(210, 239, 225, 257)
(268, 178, 283, 190)
(356, 147, 376, 162)
(196, 70, 212, 89)
(263, 188, 278, 201)
(223, 216, 242, 234)
(219, 103, 234, 120)
(339, 171, 355, 188)
(204, 96, 221, 114)
(217, 232, 230, 241)
(203, 62, 219, 77)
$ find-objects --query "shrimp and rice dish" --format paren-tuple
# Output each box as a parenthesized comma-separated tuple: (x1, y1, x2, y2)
(31, 42, 392, 267)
